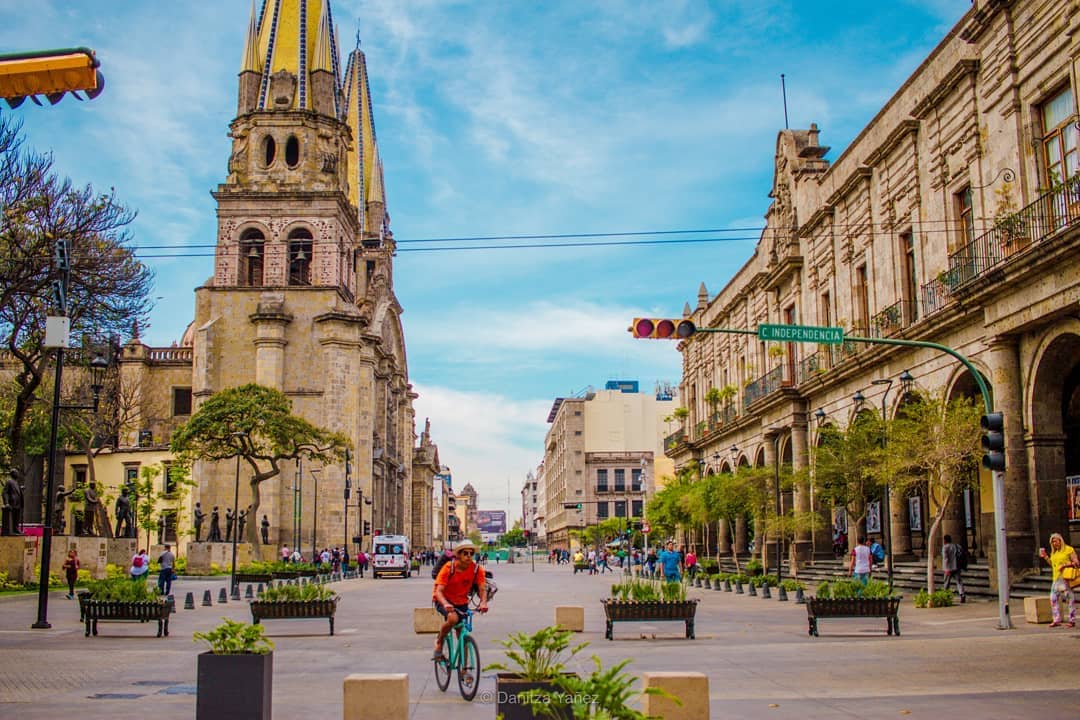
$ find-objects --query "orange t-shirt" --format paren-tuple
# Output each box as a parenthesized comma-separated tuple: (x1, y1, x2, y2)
(433, 560, 486, 606)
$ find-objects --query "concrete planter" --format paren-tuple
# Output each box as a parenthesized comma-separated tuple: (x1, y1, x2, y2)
(196, 651, 272, 720)
(249, 598, 339, 635)
(601, 599, 699, 639)
(494, 673, 575, 720)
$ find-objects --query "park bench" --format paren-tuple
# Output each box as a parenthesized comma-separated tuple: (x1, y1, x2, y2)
(805, 597, 902, 637)
(83, 599, 170, 637)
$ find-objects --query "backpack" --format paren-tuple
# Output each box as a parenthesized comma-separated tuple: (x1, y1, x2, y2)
(870, 542, 885, 563)
(954, 543, 969, 571)
(132, 555, 144, 568)
(431, 552, 454, 579)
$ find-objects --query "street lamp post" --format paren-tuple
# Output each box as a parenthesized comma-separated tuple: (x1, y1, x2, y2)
(870, 378, 895, 590)
(343, 449, 351, 566)
(310, 469, 320, 562)
(774, 433, 783, 583)
(33, 350, 108, 630)
(229, 431, 248, 593)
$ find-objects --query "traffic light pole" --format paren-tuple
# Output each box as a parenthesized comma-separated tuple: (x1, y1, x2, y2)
(688, 327, 1012, 630)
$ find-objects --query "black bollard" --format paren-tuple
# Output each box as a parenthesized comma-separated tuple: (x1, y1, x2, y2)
(184, 592, 196, 610)
(257, 582, 265, 595)
(218, 587, 228, 604)
(202, 589, 213, 607)
(761, 584, 772, 599)
(245, 584, 254, 598)
(713, 578, 722, 591)
(735, 580, 744, 594)
(748, 583, 757, 596)
(230, 584, 241, 601)
(778, 585, 788, 601)
(795, 587, 806, 604)
(724, 579, 732, 592)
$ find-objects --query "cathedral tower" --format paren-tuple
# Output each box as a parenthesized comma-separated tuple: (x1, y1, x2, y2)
(191, 0, 415, 554)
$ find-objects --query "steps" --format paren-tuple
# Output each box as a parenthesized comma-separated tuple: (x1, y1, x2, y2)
(712, 558, 1052, 599)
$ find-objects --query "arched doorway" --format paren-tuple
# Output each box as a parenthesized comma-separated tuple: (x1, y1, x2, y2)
(1029, 331, 1080, 545)
(946, 370, 992, 558)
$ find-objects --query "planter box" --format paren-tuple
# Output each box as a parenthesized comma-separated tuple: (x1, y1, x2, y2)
(494, 673, 575, 720)
(197, 651, 272, 720)
(805, 596, 902, 637)
(234, 572, 273, 584)
(83, 599, 170, 637)
(601, 599, 699, 640)
(250, 598, 339, 635)
(271, 570, 300, 580)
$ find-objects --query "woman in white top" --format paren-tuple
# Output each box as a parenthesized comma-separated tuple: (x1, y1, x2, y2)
(847, 536, 873, 586)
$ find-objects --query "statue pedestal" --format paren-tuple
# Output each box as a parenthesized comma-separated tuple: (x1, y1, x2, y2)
(106, 538, 138, 568)
(187, 542, 253, 574)
(0, 535, 37, 583)
(50, 536, 110, 579)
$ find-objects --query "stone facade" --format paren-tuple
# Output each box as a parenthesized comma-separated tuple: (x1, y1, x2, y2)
(669, 0, 1080, 584)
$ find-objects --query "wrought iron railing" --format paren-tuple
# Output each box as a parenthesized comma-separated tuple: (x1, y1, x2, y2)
(797, 351, 826, 384)
(920, 274, 952, 317)
(664, 429, 685, 452)
(743, 365, 786, 408)
(828, 326, 871, 366)
(946, 174, 1080, 291)
(870, 300, 916, 337)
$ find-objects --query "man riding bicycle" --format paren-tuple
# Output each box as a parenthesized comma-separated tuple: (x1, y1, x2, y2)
(432, 540, 488, 659)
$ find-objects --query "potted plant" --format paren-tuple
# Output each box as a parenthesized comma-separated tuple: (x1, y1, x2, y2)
(602, 576, 698, 640)
(249, 581, 339, 635)
(805, 578, 902, 636)
(194, 618, 274, 719)
(485, 625, 586, 719)
(518, 654, 679, 719)
(82, 577, 170, 637)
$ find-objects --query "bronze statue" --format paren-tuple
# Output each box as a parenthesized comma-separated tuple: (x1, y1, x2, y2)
(225, 507, 235, 542)
(207, 506, 222, 542)
(54, 483, 75, 534)
(2, 469, 23, 536)
(82, 481, 113, 538)
(114, 486, 134, 538)
(193, 502, 205, 542)
(237, 507, 248, 541)
(260, 514, 270, 544)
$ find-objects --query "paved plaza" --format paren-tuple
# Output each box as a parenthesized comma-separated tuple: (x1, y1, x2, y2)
(0, 561, 1078, 719)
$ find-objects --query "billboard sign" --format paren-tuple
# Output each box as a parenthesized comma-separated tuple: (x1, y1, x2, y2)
(476, 510, 507, 534)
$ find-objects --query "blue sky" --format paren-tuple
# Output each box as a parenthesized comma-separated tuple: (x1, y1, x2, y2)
(2, 0, 967, 517)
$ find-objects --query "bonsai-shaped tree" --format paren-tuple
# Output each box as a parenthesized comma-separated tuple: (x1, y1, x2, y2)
(170, 384, 350, 545)
(882, 393, 981, 592)
(812, 414, 887, 557)
(704, 387, 722, 416)
(672, 406, 690, 429)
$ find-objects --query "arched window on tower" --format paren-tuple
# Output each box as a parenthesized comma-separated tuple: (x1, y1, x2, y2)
(288, 228, 313, 286)
(240, 228, 264, 286)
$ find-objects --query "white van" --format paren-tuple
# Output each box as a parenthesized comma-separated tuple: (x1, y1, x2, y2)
(371, 535, 411, 578)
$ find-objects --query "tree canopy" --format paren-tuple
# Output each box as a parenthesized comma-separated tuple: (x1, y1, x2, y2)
(170, 384, 350, 544)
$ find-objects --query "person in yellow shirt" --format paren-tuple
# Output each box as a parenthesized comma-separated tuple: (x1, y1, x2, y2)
(1038, 533, 1079, 628)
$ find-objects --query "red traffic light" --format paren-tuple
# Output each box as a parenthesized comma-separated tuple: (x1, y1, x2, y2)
(630, 317, 696, 339)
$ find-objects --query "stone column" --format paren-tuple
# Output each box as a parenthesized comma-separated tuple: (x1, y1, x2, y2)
(762, 435, 779, 572)
(986, 336, 1035, 589)
(791, 423, 812, 564)
(250, 304, 292, 390)
(888, 487, 912, 559)
(734, 515, 748, 554)
(717, 518, 731, 555)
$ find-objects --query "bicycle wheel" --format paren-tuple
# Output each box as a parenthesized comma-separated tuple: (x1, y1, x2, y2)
(433, 645, 451, 691)
(457, 634, 480, 701)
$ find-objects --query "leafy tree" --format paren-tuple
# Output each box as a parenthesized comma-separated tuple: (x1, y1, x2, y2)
(501, 526, 527, 547)
(467, 530, 483, 547)
(812, 414, 886, 555)
(883, 394, 982, 592)
(170, 384, 350, 544)
(0, 115, 153, 478)
(127, 462, 195, 550)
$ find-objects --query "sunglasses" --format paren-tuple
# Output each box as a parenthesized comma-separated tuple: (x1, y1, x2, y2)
(457, 550, 475, 557)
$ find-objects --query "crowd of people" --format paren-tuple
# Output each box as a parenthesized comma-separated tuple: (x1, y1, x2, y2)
(550, 541, 701, 580)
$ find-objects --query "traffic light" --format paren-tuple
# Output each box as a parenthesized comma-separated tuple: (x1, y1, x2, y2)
(0, 48, 104, 108)
(363, 520, 371, 536)
(981, 412, 1005, 472)
(630, 317, 696, 340)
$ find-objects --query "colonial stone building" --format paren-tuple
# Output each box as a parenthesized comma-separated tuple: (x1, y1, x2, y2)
(34, 0, 441, 557)
(668, 0, 1080, 585)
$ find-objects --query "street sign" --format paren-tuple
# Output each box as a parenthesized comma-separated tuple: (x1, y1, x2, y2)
(758, 323, 844, 345)
(642, 522, 651, 534)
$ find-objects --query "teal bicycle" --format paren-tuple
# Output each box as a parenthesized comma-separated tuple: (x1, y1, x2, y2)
(433, 608, 481, 701)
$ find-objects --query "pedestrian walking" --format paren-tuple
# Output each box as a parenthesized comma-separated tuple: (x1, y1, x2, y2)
(659, 541, 682, 582)
(848, 536, 872, 589)
(1039, 533, 1079, 628)
(130, 549, 150, 581)
(942, 534, 966, 603)
(157, 544, 176, 596)
(62, 549, 79, 599)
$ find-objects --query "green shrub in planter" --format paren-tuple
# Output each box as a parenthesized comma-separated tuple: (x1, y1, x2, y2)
(913, 588, 954, 608)
(698, 558, 719, 575)
(745, 559, 763, 576)
(519, 655, 679, 719)
(85, 577, 161, 602)
(780, 579, 806, 592)
(816, 578, 896, 599)
(258, 582, 336, 602)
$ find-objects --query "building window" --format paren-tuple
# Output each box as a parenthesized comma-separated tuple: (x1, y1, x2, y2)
(631, 468, 642, 492)
(163, 464, 177, 495)
(631, 499, 643, 518)
(574, 430, 582, 436)
(285, 135, 300, 168)
(288, 228, 313, 285)
(159, 511, 178, 543)
(124, 465, 139, 488)
(240, 228, 264, 286)
(1040, 85, 1078, 187)
(614, 500, 627, 518)
(262, 135, 276, 166)
(597, 502, 609, 520)
(173, 387, 192, 416)
(72, 465, 87, 488)
(614, 469, 625, 492)
(954, 185, 974, 249)
(900, 231, 918, 324)
(596, 469, 608, 492)
(853, 264, 869, 334)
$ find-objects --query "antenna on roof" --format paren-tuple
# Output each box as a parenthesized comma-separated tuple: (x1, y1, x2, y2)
(781, 74, 789, 130)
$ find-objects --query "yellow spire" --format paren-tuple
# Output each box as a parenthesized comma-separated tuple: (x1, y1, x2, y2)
(343, 44, 379, 221)
(241, 0, 261, 73)
(254, 0, 338, 111)
(311, 1, 334, 73)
